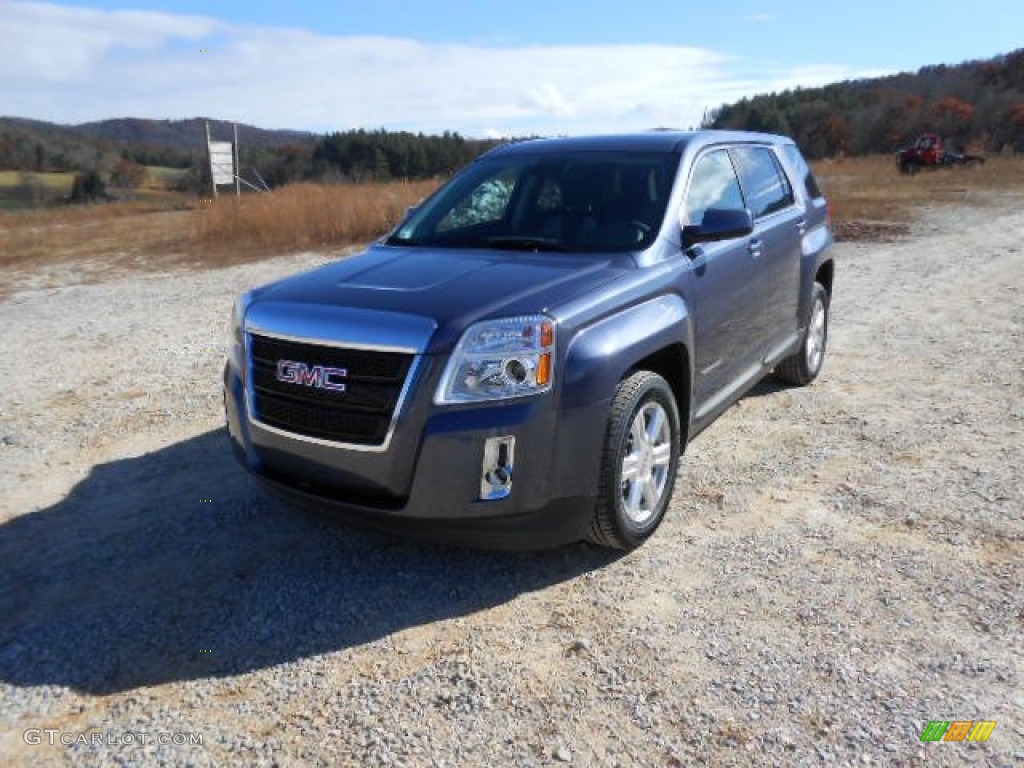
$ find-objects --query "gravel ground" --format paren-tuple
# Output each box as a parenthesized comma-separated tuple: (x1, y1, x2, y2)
(1, 198, 1022, 767)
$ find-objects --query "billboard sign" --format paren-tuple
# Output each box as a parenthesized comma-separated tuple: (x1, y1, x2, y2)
(208, 141, 235, 185)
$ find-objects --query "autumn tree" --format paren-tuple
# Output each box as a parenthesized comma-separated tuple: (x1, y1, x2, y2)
(931, 97, 976, 147)
(110, 158, 148, 188)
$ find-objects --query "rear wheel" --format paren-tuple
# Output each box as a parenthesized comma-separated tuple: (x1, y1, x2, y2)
(589, 371, 680, 550)
(775, 282, 829, 386)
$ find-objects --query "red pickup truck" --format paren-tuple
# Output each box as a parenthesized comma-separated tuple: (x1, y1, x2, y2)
(897, 133, 985, 174)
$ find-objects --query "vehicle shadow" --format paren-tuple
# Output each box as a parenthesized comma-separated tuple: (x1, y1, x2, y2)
(743, 377, 792, 400)
(0, 428, 616, 695)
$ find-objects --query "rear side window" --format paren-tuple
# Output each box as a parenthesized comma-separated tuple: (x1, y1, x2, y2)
(782, 144, 823, 200)
(730, 146, 794, 219)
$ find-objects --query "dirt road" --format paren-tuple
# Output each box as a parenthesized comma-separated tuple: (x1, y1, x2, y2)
(1, 199, 1021, 766)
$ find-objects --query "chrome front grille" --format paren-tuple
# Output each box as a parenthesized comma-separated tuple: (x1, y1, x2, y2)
(248, 333, 414, 447)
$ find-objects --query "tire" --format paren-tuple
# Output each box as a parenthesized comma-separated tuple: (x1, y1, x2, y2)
(589, 371, 681, 550)
(775, 282, 829, 386)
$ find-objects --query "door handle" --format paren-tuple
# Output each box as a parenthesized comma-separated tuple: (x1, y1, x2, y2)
(796, 218, 807, 235)
(748, 238, 763, 258)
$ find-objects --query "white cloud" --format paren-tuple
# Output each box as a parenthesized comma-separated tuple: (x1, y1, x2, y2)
(0, 1, 220, 85)
(0, 1, 875, 137)
(520, 83, 576, 118)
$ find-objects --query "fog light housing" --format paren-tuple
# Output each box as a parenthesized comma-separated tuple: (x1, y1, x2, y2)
(480, 435, 515, 500)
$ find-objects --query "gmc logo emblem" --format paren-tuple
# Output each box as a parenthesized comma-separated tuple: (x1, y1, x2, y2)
(275, 360, 347, 392)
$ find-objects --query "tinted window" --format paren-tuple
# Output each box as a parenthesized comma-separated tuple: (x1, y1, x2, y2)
(782, 144, 822, 200)
(730, 146, 794, 219)
(391, 150, 679, 252)
(683, 149, 745, 227)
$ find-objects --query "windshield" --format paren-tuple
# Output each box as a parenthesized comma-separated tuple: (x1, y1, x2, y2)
(387, 149, 679, 253)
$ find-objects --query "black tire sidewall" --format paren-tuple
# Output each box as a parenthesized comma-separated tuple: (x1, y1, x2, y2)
(604, 373, 680, 545)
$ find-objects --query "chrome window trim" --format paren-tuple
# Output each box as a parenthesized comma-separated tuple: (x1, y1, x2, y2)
(244, 330, 421, 453)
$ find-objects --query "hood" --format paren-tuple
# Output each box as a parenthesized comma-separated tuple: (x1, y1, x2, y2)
(251, 244, 630, 353)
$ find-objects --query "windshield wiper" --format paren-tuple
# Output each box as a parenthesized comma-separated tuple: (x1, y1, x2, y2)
(478, 236, 573, 252)
(385, 235, 490, 248)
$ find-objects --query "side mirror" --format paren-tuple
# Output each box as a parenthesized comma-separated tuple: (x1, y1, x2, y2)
(683, 208, 754, 246)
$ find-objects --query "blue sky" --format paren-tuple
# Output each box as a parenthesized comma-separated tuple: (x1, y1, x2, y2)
(2, 0, 1021, 136)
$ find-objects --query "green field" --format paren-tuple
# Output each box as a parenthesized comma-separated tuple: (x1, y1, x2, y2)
(0, 171, 76, 192)
(0, 166, 190, 210)
(0, 170, 76, 189)
(0, 171, 76, 210)
(145, 165, 188, 187)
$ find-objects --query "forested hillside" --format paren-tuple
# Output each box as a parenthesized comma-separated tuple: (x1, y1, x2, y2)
(711, 49, 1024, 157)
(0, 117, 312, 173)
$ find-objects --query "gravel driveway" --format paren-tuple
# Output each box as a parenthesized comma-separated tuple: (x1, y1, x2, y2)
(1, 200, 1021, 767)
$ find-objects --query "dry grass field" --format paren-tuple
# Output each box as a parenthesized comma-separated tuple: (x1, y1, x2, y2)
(814, 153, 1024, 241)
(0, 180, 440, 286)
(192, 180, 439, 255)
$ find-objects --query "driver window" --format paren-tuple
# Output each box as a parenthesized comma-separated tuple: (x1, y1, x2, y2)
(683, 150, 745, 227)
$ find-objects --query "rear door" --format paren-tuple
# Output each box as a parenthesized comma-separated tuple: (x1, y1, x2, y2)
(728, 145, 802, 360)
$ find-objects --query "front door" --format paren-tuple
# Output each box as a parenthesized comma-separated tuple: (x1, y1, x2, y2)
(682, 148, 765, 408)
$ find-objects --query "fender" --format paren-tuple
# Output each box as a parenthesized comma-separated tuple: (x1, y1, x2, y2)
(796, 197, 834, 324)
(559, 293, 692, 410)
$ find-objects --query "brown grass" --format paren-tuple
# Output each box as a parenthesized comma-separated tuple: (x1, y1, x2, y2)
(191, 180, 439, 262)
(0, 180, 440, 283)
(813, 154, 1024, 242)
(0, 201, 190, 266)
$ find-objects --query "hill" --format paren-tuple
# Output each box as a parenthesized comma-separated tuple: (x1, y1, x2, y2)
(0, 117, 316, 173)
(710, 49, 1024, 158)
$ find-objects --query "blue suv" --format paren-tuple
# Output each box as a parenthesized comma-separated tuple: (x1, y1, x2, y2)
(224, 131, 834, 550)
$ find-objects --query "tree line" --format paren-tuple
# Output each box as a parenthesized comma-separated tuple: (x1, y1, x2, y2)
(240, 129, 504, 188)
(0, 121, 501, 190)
(171, 129, 505, 194)
(710, 49, 1024, 157)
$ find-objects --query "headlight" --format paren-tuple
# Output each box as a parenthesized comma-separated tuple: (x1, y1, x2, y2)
(227, 290, 253, 371)
(435, 315, 555, 404)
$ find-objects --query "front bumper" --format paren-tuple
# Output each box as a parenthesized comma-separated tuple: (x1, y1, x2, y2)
(224, 362, 606, 548)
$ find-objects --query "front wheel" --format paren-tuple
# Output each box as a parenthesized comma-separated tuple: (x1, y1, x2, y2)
(775, 282, 829, 386)
(589, 371, 681, 550)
